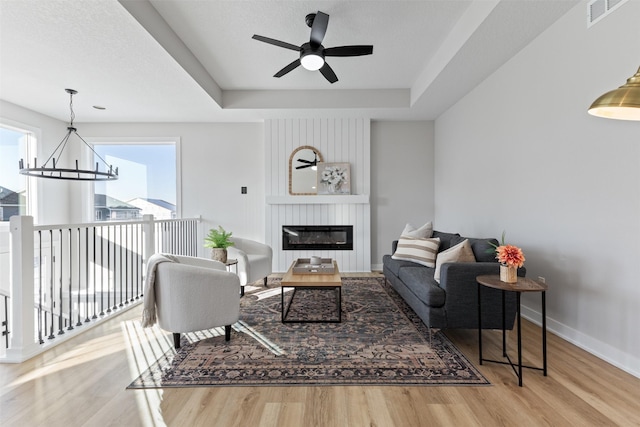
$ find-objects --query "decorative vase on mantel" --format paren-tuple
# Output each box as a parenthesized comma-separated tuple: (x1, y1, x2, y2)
(211, 248, 228, 264)
(500, 264, 517, 283)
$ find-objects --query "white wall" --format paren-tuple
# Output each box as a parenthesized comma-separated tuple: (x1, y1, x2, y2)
(79, 122, 265, 255)
(370, 121, 434, 269)
(435, 0, 640, 377)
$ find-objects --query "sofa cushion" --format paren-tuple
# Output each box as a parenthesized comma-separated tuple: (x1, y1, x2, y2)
(464, 237, 500, 263)
(392, 237, 440, 268)
(434, 239, 476, 283)
(398, 267, 446, 307)
(382, 254, 418, 277)
(431, 230, 461, 252)
(401, 221, 433, 239)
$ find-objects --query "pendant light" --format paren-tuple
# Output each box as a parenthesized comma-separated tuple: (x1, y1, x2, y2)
(19, 89, 118, 180)
(588, 66, 640, 121)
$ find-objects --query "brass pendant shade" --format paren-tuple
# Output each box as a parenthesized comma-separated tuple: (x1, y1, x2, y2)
(588, 66, 640, 121)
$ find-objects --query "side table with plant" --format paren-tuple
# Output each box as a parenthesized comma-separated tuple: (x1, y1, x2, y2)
(204, 226, 234, 263)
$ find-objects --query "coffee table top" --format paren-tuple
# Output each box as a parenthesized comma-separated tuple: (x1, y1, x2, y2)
(281, 260, 341, 287)
(476, 275, 548, 292)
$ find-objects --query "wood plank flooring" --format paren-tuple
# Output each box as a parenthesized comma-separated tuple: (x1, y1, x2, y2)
(2, 276, 639, 427)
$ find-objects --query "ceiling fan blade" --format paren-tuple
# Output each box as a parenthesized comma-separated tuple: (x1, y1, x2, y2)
(274, 59, 301, 78)
(296, 164, 312, 169)
(310, 11, 329, 47)
(319, 62, 338, 84)
(324, 45, 374, 57)
(252, 35, 300, 51)
(297, 158, 314, 164)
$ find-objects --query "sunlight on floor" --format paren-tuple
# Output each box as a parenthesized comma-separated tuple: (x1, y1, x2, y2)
(8, 330, 129, 388)
(123, 319, 170, 427)
(115, 285, 295, 425)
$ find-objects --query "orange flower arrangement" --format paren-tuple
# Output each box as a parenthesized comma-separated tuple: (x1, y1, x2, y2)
(490, 231, 525, 268)
(495, 244, 525, 268)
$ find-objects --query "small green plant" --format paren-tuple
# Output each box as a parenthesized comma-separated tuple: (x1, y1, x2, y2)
(204, 226, 234, 249)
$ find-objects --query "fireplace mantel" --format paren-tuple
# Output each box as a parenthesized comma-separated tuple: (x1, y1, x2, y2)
(266, 195, 369, 205)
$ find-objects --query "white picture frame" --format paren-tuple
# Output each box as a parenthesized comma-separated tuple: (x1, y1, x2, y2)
(317, 162, 351, 195)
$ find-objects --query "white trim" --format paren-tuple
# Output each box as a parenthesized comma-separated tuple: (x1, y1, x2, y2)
(2, 301, 142, 363)
(521, 304, 640, 379)
(266, 195, 369, 205)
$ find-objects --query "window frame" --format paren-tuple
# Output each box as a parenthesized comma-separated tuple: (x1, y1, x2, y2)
(83, 137, 181, 223)
(0, 118, 40, 226)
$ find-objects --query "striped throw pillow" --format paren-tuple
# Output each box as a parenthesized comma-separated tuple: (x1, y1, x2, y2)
(392, 237, 440, 268)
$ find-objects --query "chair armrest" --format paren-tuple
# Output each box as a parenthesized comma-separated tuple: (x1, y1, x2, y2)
(172, 254, 225, 271)
(227, 246, 250, 285)
(227, 246, 249, 264)
(231, 237, 273, 258)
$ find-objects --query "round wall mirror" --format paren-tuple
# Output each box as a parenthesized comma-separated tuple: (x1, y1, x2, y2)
(289, 146, 323, 195)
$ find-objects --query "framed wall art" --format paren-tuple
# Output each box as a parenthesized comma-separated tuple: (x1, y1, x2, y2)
(317, 162, 351, 195)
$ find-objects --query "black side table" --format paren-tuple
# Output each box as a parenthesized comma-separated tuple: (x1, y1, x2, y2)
(476, 275, 548, 387)
(225, 258, 242, 296)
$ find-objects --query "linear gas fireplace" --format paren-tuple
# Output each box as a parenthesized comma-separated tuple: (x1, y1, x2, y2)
(282, 225, 353, 251)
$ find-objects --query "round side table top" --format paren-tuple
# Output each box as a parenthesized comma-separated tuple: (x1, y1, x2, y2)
(476, 275, 548, 292)
(225, 258, 238, 266)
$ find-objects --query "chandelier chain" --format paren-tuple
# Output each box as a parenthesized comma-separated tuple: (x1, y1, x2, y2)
(69, 90, 75, 127)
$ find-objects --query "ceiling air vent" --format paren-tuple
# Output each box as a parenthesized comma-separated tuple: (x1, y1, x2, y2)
(588, 0, 628, 27)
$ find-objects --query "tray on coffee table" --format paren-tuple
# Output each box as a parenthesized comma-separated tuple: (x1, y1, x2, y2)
(291, 258, 336, 274)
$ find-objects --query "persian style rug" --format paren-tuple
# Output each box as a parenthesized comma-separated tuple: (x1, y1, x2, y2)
(128, 277, 489, 388)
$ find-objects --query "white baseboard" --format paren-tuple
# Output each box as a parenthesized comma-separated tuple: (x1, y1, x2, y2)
(371, 263, 383, 272)
(521, 304, 640, 379)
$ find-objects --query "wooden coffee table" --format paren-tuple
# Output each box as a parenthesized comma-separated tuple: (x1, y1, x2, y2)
(280, 260, 342, 323)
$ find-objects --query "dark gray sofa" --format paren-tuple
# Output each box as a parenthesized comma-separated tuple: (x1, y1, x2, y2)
(382, 230, 524, 331)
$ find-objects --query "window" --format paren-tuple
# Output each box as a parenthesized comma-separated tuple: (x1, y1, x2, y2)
(90, 140, 178, 222)
(0, 124, 35, 222)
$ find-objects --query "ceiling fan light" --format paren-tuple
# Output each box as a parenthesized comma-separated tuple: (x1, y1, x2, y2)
(588, 66, 640, 121)
(301, 53, 324, 71)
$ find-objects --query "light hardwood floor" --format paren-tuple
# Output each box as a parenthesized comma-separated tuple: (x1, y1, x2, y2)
(2, 277, 639, 427)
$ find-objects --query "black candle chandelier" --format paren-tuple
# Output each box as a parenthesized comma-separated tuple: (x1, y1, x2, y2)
(19, 88, 118, 181)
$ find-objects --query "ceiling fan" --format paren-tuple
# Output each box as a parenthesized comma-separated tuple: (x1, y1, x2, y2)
(252, 11, 373, 84)
(295, 151, 318, 169)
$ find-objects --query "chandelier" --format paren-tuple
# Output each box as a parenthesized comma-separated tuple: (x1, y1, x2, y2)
(19, 89, 118, 181)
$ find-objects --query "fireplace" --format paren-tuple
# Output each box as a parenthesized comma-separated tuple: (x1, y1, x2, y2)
(282, 225, 353, 251)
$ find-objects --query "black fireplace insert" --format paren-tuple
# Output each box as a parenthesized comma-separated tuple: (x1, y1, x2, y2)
(282, 225, 353, 251)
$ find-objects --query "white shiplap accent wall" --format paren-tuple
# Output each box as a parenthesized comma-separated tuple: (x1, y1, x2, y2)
(265, 118, 371, 272)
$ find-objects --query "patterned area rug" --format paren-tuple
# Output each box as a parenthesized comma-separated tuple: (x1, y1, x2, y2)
(128, 277, 489, 388)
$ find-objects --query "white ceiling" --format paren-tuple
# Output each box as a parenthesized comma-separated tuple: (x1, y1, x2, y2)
(0, 0, 579, 123)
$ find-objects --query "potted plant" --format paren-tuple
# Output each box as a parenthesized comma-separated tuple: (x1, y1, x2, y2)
(204, 226, 234, 263)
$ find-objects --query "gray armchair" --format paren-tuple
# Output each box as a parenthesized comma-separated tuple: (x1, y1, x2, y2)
(154, 254, 240, 349)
